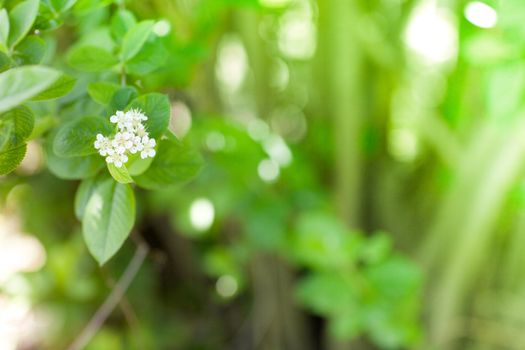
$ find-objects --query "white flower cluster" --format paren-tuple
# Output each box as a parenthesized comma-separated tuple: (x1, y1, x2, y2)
(94, 109, 156, 168)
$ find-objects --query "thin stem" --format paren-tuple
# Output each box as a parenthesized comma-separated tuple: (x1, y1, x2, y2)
(66, 242, 149, 350)
(121, 64, 127, 86)
(101, 273, 140, 330)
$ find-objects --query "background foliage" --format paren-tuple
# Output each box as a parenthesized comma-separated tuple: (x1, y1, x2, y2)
(0, 0, 522, 349)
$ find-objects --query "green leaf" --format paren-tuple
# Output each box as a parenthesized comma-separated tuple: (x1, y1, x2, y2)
(13, 35, 46, 65)
(82, 178, 135, 265)
(296, 273, 360, 317)
(46, 128, 105, 180)
(359, 233, 392, 265)
(31, 74, 76, 101)
(46, 146, 104, 179)
(0, 65, 61, 113)
(0, 106, 31, 175)
(127, 38, 167, 75)
(74, 0, 113, 12)
(29, 115, 56, 139)
(110, 9, 136, 42)
(127, 154, 153, 176)
(0, 52, 11, 72)
(120, 20, 154, 61)
(8, 0, 40, 48)
(74, 176, 97, 220)
(107, 162, 133, 183)
(53, 116, 113, 157)
(134, 137, 202, 190)
(109, 86, 137, 111)
(35, 3, 64, 32)
(67, 45, 118, 72)
(0, 105, 34, 146)
(0, 143, 26, 175)
(88, 81, 120, 105)
(330, 314, 363, 341)
(292, 212, 361, 269)
(0, 9, 9, 49)
(127, 93, 169, 138)
(50, 0, 78, 12)
(0, 123, 12, 150)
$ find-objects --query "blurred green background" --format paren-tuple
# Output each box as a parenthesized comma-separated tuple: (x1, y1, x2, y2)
(3, 0, 525, 349)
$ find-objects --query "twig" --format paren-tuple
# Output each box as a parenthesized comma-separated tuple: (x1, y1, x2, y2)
(66, 242, 149, 350)
(120, 64, 127, 86)
(101, 273, 140, 330)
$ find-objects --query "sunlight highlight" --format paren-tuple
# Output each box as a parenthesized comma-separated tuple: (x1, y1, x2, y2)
(0, 215, 46, 284)
(215, 35, 248, 92)
(153, 20, 171, 36)
(464, 2, 497, 29)
(259, 0, 292, 8)
(278, 5, 316, 60)
(216, 275, 238, 298)
(248, 119, 271, 142)
(169, 102, 192, 139)
(206, 132, 226, 152)
(258, 159, 280, 182)
(189, 198, 215, 232)
(389, 128, 419, 163)
(404, 2, 457, 64)
(263, 135, 292, 167)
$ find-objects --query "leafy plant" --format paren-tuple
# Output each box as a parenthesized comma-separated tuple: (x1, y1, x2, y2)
(0, 0, 202, 265)
(0, 1, 428, 350)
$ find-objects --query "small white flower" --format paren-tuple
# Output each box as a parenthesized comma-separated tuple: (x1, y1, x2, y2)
(106, 153, 128, 168)
(140, 136, 156, 159)
(128, 108, 148, 121)
(94, 134, 115, 156)
(124, 109, 148, 132)
(94, 134, 107, 150)
(129, 136, 144, 154)
(110, 110, 130, 129)
(94, 134, 105, 148)
(135, 123, 148, 138)
(100, 145, 115, 157)
(112, 132, 133, 154)
(94, 109, 155, 166)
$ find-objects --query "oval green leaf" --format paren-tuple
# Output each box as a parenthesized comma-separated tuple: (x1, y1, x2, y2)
(82, 178, 136, 265)
(67, 45, 118, 72)
(13, 35, 47, 65)
(74, 176, 97, 220)
(127, 38, 168, 75)
(111, 9, 136, 43)
(0, 9, 9, 48)
(127, 93, 170, 139)
(0, 105, 34, 147)
(53, 116, 113, 157)
(88, 81, 120, 105)
(110, 86, 138, 112)
(107, 162, 133, 183)
(134, 137, 203, 190)
(0, 65, 61, 113)
(8, 0, 39, 48)
(120, 20, 154, 61)
(0, 143, 26, 175)
(32, 74, 76, 101)
(127, 154, 153, 176)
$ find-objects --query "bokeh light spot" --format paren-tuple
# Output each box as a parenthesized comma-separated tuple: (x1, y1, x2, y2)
(189, 198, 215, 232)
(258, 159, 280, 182)
(216, 275, 238, 298)
(153, 19, 171, 36)
(464, 2, 497, 29)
